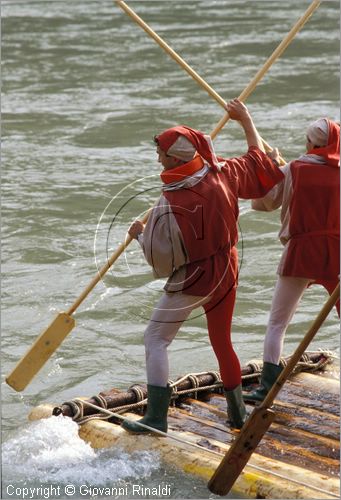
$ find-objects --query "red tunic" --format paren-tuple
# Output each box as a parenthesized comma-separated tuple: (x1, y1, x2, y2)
(162, 146, 284, 296)
(280, 160, 340, 282)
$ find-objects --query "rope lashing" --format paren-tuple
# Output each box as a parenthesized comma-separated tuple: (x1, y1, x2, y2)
(128, 384, 147, 414)
(187, 374, 200, 400)
(92, 394, 108, 409)
(242, 362, 262, 381)
(55, 351, 334, 424)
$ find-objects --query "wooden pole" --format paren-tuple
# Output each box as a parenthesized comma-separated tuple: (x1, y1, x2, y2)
(116, 0, 321, 155)
(67, 211, 149, 315)
(116, 0, 280, 158)
(208, 283, 339, 496)
(210, 0, 321, 138)
(5, 211, 150, 391)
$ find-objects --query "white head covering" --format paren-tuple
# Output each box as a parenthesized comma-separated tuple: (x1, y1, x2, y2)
(306, 118, 329, 147)
(167, 135, 196, 162)
(156, 125, 221, 171)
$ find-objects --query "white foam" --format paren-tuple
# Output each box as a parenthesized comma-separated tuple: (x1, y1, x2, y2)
(2, 415, 160, 486)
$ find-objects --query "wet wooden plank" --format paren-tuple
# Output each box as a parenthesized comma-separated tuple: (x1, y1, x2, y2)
(172, 397, 339, 477)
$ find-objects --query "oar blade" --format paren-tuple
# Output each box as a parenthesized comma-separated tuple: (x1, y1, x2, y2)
(208, 406, 276, 496)
(6, 312, 75, 392)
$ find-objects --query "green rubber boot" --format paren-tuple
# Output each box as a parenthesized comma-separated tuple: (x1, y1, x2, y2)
(244, 362, 282, 403)
(121, 384, 172, 434)
(224, 384, 247, 429)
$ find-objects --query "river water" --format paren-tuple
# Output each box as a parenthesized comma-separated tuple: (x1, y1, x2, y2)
(2, 1, 339, 499)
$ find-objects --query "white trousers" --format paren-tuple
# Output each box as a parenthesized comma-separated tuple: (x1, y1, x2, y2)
(144, 292, 211, 387)
(263, 276, 311, 364)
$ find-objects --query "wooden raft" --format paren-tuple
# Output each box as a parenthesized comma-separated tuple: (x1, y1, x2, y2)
(29, 351, 339, 499)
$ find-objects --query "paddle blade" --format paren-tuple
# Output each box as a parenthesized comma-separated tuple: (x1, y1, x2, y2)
(208, 406, 276, 496)
(6, 312, 75, 392)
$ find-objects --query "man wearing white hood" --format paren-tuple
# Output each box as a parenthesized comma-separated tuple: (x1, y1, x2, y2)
(121, 99, 284, 433)
(246, 118, 340, 402)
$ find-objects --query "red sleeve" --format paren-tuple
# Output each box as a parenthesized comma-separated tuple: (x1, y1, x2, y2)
(220, 146, 285, 199)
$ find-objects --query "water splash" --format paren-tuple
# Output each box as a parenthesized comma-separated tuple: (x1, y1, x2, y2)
(2, 415, 160, 487)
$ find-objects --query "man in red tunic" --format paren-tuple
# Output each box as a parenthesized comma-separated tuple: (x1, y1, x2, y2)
(122, 99, 284, 433)
(246, 118, 340, 402)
